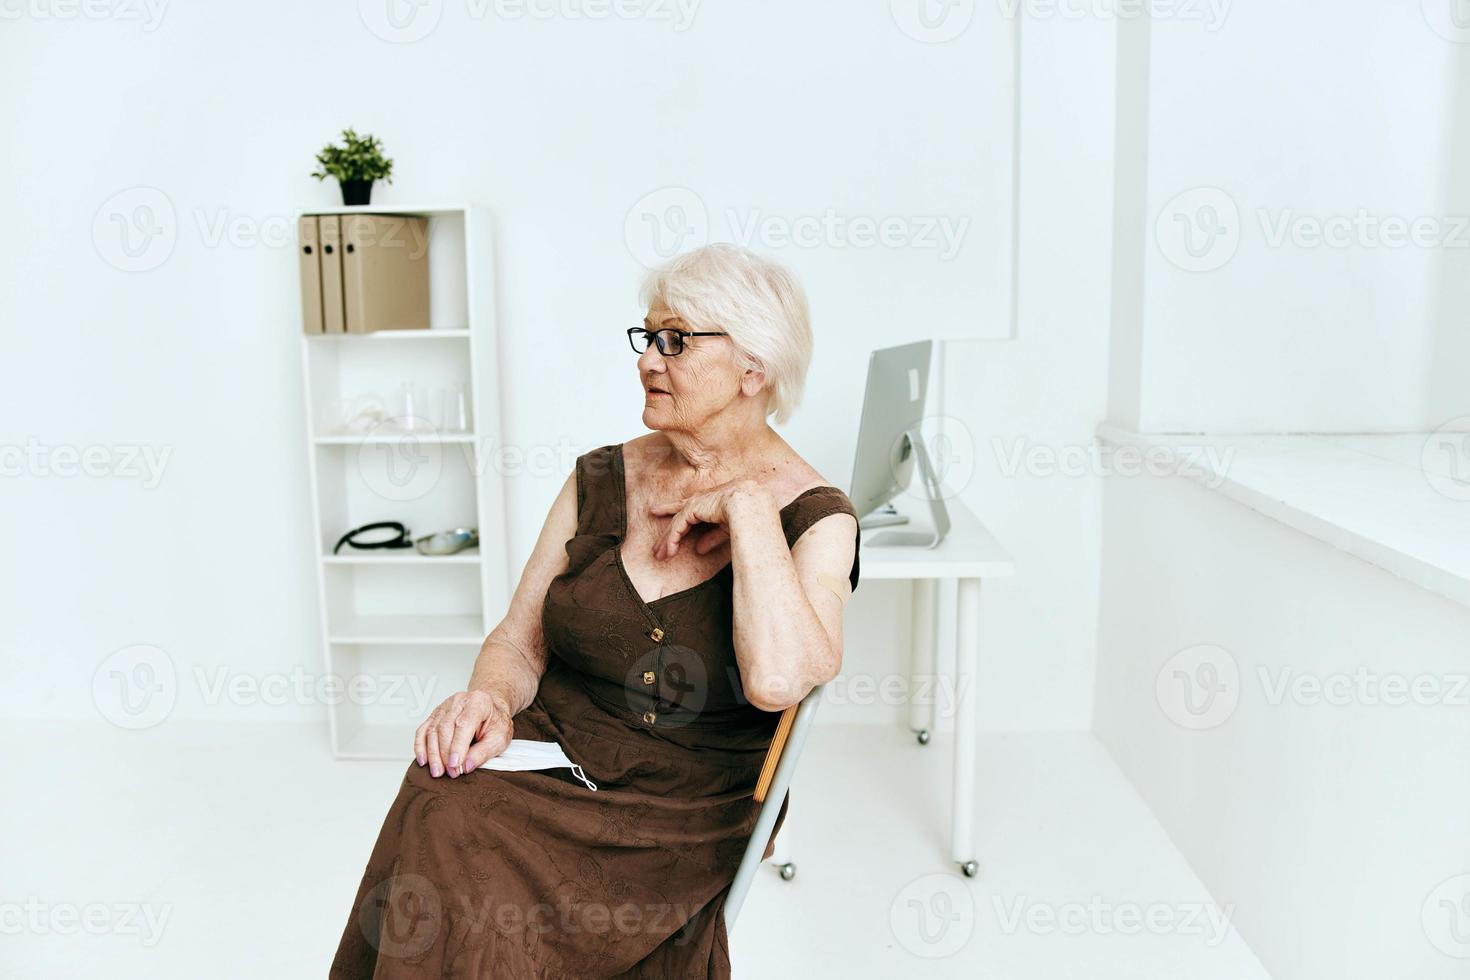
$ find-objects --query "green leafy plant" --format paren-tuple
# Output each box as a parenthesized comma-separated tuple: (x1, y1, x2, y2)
(311, 128, 394, 184)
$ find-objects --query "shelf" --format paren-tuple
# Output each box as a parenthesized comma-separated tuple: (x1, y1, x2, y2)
(322, 547, 481, 566)
(298, 204, 507, 761)
(313, 431, 476, 445)
(305, 328, 470, 340)
(337, 722, 417, 760)
(298, 203, 479, 218)
(328, 613, 485, 645)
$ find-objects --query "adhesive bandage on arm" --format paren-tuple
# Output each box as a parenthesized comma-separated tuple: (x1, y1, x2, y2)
(816, 572, 853, 606)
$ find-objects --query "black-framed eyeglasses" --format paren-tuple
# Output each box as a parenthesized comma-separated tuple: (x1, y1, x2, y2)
(626, 327, 728, 357)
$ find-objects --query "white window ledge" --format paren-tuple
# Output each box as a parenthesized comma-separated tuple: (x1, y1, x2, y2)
(1096, 423, 1470, 610)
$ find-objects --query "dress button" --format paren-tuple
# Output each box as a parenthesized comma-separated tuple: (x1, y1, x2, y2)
(643, 710, 657, 724)
(649, 627, 664, 642)
(642, 671, 656, 685)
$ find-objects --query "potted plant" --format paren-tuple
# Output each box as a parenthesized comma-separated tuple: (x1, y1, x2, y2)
(311, 128, 394, 206)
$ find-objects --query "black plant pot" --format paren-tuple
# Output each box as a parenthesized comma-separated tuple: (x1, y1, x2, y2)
(339, 179, 373, 206)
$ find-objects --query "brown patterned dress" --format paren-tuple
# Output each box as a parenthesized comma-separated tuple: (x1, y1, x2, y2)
(330, 442, 861, 979)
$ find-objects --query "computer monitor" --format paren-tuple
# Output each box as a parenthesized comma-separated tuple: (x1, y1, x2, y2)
(847, 340, 951, 548)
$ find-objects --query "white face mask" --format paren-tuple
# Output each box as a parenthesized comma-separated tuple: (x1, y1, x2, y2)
(476, 739, 597, 791)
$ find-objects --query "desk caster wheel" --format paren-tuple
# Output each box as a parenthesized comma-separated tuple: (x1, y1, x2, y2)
(779, 863, 797, 882)
(959, 860, 978, 878)
(916, 730, 931, 745)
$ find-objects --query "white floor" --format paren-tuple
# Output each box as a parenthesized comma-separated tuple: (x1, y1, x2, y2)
(2, 721, 1271, 980)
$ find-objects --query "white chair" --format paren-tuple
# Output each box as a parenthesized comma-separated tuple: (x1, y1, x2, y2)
(724, 683, 826, 934)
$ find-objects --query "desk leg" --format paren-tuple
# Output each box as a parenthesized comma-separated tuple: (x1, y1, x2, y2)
(952, 576, 980, 877)
(909, 578, 938, 744)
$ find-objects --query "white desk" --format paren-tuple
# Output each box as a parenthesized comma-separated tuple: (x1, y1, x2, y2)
(858, 496, 1014, 876)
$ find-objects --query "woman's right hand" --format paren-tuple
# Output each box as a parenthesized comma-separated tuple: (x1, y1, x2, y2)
(414, 689, 514, 778)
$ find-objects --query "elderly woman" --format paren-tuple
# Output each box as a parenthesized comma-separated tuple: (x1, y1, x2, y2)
(330, 243, 861, 979)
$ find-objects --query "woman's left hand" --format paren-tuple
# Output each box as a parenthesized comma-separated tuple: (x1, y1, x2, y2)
(648, 479, 769, 560)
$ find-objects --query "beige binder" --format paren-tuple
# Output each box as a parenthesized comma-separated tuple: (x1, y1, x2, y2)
(319, 215, 346, 334)
(297, 215, 324, 334)
(341, 214, 430, 333)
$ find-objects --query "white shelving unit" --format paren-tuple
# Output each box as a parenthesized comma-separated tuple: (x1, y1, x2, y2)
(295, 203, 508, 760)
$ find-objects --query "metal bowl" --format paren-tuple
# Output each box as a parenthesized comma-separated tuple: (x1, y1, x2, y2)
(414, 527, 479, 556)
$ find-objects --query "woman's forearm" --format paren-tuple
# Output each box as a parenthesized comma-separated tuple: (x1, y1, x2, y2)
(727, 485, 836, 710)
(465, 627, 549, 717)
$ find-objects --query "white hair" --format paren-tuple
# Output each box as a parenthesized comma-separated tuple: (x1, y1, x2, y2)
(639, 243, 813, 425)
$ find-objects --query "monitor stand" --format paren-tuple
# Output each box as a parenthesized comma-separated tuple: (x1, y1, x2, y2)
(860, 426, 952, 550)
(859, 503, 909, 529)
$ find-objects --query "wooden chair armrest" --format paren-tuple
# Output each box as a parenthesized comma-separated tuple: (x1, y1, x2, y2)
(754, 703, 798, 803)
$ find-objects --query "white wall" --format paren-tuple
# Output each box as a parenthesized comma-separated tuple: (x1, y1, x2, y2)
(1, 2, 1109, 731)
(950, 11, 1117, 730)
(1094, 469, 1470, 980)
(1114, 0, 1470, 432)
(1094, 8, 1470, 975)
(828, 10, 1118, 731)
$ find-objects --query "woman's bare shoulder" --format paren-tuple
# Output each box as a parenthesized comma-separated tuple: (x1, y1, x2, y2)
(765, 449, 837, 503)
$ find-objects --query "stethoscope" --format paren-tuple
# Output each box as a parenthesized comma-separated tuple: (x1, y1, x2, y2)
(332, 522, 478, 556)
